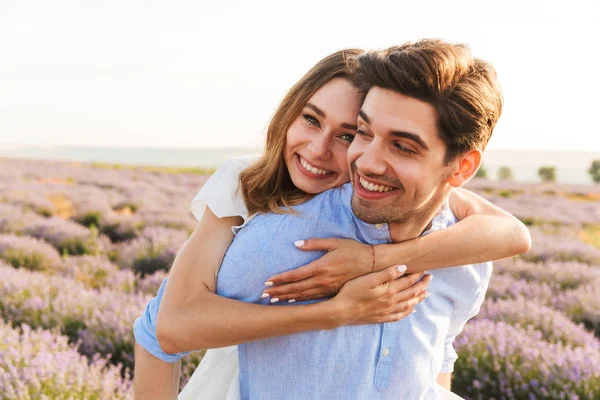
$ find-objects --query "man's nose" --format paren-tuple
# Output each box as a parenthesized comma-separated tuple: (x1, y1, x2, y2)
(356, 141, 387, 176)
(307, 133, 332, 161)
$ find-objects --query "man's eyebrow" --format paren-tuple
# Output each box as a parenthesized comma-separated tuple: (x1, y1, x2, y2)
(358, 110, 370, 124)
(390, 131, 429, 150)
(360, 110, 429, 150)
(305, 103, 325, 118)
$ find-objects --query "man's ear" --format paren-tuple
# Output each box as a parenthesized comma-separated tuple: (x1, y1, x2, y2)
(447, 149, 482, 188)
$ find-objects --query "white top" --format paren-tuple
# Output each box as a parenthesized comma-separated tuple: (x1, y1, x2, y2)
(188, 156, 256, 232)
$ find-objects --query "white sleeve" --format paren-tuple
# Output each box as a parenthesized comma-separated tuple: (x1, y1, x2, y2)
(189, 156, 255, 225)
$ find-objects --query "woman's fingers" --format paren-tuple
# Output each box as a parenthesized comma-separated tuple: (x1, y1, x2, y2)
(293, 238, 341, 251)
(391, 274, 431, 303)
(262, 278, 323, 300)
(386, 271, 425, 293)
(269, 288, 325, 303)
(372, 288, 429, 323)
(265, 238, 342, 285)
(390, 290, 428, 314)
(367, 264, 408, 287)
(265, 262, 319, 286)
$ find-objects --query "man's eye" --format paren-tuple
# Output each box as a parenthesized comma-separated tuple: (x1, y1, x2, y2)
(356, 129, 367, 136)
(394, 143, 416, 155)
(303, 114, 319, 127)
(339, 133, 355, 143)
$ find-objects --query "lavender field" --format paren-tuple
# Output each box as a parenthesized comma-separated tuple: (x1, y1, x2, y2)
(0, 157, 599, 399)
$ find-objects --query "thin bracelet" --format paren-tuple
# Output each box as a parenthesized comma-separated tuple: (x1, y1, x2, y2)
(370, 244, 375, 273)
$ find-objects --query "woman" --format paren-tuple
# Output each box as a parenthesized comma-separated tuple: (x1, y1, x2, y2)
(133, 48, 530, 399)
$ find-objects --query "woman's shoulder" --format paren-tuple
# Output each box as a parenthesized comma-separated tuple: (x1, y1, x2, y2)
(189, 156, 257, 223)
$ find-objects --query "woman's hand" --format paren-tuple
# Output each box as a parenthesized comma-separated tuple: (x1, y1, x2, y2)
(262, 238, 374, 302)
(332, 265, 431, 325)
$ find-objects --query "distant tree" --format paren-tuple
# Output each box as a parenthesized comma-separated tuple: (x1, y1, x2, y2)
(475, 164, 488, 179)
(498, 166, 513, 181)
(538, 166, 556, 182)
(589, 160, 600, 183)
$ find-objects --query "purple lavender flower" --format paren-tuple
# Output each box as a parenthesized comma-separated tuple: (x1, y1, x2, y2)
(136, 270, 168, 295)
(116, 226, 188, 276)
(0, 234, 63, 272)
(453, 320, 600, 398)
(23, 216, 109, 256)
(0, 319, 133, 398)
(478, 297, 599, 348)
(63, 255, 136, 292)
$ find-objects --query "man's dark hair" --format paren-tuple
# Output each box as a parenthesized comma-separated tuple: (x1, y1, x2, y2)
(353, 39, 503, 164)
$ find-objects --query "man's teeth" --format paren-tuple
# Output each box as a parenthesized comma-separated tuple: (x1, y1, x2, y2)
(359, 177, 394, 193)
(299, 156, 331, 176)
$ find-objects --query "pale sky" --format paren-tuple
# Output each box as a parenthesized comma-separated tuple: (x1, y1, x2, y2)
(0, 0, 599, 151)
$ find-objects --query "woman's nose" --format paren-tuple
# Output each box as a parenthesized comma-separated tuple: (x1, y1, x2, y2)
(307, 134, 332, 161)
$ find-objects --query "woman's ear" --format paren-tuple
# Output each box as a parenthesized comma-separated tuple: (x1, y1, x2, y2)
(447, 149, 482, 188)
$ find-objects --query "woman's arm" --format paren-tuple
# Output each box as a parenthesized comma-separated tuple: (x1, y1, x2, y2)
(376, 187, 531, 271)
(155, 207, 429, 353)
(261, 188, 531, 301)
(133, 344, 180, 400)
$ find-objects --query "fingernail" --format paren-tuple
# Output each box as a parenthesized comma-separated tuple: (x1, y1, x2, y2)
(288, 299, 296, 303)
(411, 309, 417, 314)
(270, 298, 280, 303)
(264, 281, 274, 287)
(396, 265, 407, 274)
(428, 275, 433, 282)
(294, 240, 304, 247)
(424, 292, 431, 299)
(261, 293, 270, 299)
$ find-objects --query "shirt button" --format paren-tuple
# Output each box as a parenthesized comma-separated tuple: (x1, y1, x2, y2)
(382, 348, 390, 356)
(375, 223, 384, 229)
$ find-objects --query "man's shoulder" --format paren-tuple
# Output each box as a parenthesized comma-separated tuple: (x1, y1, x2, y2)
(248, 184, 352, 223)
(430, 261, 493, 317)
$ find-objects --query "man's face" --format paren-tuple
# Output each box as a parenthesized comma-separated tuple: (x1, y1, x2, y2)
(348, 87, 456, 224)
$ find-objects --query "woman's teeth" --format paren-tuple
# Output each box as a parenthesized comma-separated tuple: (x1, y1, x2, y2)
(299, 156, 332, 176)
(359, 176, 394, 193)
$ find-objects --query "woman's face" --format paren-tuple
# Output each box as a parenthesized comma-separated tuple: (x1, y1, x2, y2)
(284, 77, 362, 194)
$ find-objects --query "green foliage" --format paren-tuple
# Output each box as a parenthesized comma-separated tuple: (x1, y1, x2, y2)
(3, 249, 50, 271)
(538, 166, 557, 182)
(75, 212, 103, 228)
(59, 226, 103, 256)
(497, 166, 513, 181)
(589, 160, 600, 183)
(475, 165, 487, 178)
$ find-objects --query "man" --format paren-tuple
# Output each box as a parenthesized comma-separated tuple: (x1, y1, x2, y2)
(204, 39, 503, 399)
(139, 39, 505, 399)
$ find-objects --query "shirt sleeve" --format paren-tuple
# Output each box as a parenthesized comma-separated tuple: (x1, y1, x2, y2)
(440, 280, 488, 374)
(133, 278, 191, 363)
(188, 156, 255, 225)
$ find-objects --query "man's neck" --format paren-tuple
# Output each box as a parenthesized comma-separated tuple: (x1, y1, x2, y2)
(387, 198, 448, 243)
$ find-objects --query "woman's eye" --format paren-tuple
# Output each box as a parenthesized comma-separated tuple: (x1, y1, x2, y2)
(303, 114, 320, 127)
(339, 133, 355, 143)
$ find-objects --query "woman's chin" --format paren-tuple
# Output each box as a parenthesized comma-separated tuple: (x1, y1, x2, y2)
(292, 176, 335, 195)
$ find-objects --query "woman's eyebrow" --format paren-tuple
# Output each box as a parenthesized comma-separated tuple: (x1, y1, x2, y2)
(307, 102, 356, 130)
(305, 103, 325, 118)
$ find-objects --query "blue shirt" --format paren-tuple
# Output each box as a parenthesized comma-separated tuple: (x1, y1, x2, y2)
(218, 184, 491, 400)
(134, 183, 492, 399)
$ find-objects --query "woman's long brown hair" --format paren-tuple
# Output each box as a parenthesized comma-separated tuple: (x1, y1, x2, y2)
(239, 48, 363, 216)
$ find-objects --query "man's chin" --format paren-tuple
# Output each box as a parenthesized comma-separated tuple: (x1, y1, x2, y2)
(351, 195, 388, 225)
